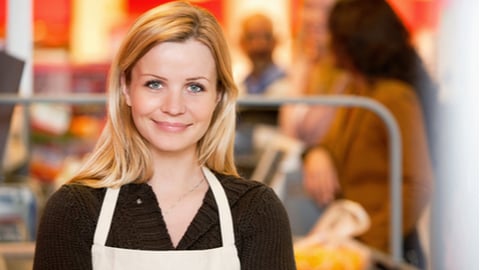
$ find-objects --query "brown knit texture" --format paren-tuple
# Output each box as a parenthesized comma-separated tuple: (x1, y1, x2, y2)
(33, 172, 297, 269)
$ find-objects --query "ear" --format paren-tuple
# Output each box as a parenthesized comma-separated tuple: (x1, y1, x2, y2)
(121, 75, 132, 106)
(216, 89, 223, 104)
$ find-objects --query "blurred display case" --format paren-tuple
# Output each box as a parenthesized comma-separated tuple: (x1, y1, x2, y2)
(29, 63, 108, 185)
(0, 63, 109, 265)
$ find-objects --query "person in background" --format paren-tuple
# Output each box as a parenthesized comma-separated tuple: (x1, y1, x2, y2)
(276, 0, 349, 238)
(33, 2, 296, 270)
(302, 0, 436, 268)
(279, 0, 350, 147)
(239, 13, 288, 96)
(234, 13, 289, 178)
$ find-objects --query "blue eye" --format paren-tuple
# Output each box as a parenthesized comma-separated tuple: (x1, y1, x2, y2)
(188, 83, 204, 93)
(145, 80, 163, 90)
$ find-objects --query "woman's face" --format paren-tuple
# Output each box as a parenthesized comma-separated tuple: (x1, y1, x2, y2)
(301, 0, 336, 58)
(124, 39, 219, 157)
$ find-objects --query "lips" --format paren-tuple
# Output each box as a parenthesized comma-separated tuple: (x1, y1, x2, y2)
(154, 120, 191, 132)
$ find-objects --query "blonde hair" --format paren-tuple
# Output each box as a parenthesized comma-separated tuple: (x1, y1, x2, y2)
(70, 1, 239, 188)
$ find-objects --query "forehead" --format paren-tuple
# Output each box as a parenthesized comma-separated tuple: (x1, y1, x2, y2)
(244, 16, 273, 32)
(145, 39, 213, 61)
(136, 39, 216, 77)
(303, 0, 335, 10)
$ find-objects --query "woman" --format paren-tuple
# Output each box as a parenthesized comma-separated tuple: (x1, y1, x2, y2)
(33, 2, 296, 269)
(279, 0, 350, 147)
(302, 0, 435, 268)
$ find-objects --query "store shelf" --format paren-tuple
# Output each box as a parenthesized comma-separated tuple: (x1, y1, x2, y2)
(0, 93, 107, 105)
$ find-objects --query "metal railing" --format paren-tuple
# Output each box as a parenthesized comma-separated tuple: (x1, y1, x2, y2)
(239, 96, 403, 263)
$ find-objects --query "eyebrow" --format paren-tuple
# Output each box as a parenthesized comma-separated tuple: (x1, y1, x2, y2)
(186, 76, 211, 82)
(140, 74, 211, 82)
(140, 74, 165, 80)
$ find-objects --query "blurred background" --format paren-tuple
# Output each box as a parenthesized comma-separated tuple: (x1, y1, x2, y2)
(0, 0, 477, 269)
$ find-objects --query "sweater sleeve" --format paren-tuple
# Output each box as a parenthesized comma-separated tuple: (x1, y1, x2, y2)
(33, 185, 100, 270)
(237, 185, 297, 270)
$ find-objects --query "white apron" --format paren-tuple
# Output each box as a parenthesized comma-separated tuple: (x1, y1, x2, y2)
(91, 167, 241, 270)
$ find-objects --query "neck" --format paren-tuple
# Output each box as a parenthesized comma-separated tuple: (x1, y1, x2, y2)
(149, 148, 202, 187)
(350, 71, 371, 94)
(251, 58, 273, 77)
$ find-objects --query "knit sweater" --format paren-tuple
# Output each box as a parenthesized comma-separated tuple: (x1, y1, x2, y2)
(33, 172, 297, 270)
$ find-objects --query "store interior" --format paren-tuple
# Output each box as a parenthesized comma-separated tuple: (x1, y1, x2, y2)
(0, 0, 478, 269)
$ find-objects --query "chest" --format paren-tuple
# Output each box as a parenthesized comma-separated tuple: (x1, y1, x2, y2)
(92, 169, 241, 269)
(104, 189, 222, 250)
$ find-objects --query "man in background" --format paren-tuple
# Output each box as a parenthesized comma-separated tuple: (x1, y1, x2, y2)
(239, 13, 287, 96)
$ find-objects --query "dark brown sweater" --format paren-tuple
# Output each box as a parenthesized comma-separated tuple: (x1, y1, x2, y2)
(33, 172, 296, 269)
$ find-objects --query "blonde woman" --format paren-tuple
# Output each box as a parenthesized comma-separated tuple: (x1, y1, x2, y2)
(33, 2, 295, 270)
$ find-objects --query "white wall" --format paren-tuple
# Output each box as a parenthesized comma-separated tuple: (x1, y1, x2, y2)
(431, 0, 479, 269)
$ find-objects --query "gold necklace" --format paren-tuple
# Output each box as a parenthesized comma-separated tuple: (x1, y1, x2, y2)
(162, 176, 205, 215)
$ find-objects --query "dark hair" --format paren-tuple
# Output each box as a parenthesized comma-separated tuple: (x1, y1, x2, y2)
(328, 0, 439, 160)
(329, 0, 426, 84)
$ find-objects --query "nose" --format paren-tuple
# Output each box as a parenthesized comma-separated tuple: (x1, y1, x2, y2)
(160, 91, 186, 115)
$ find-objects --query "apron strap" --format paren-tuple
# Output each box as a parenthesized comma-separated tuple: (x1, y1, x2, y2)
(202, 167, 236, 246)
(93, 187, 120, 245)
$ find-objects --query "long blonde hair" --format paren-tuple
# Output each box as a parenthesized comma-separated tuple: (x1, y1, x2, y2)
(70, 1, 239, 188)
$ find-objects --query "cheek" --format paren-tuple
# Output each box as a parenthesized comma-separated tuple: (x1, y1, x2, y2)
(186, 99, 217, 131)
(194, 100, 218, 121)
(128, 92, 155, 117)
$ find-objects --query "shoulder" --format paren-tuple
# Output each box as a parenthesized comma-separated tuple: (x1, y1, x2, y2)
(215, 173, 267, 202)
(36, 184, 106, 253)
(43, 184, 106, 222)
(271, 63, 287, 77)
(215, 173, 293, 246)
(214, 172, 286, 216)
(50, 184, 105, 204)
(264, 63, 287, 82)
(372, 79, 419, 105)
(370, 79, 424, 121)
(35, 184, 107, 268)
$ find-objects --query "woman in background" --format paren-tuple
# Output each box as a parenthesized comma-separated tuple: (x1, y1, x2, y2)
(33, 2, 296, 269)
(302, 0, 436, 268)
(279, 0, 350, 146)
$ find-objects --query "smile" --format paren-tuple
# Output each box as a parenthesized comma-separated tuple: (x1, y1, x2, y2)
(154, 120, 191, 132)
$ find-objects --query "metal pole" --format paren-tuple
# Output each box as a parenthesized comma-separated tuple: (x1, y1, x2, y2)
(6, 0, 33, 93)
(6, 0, 33, 177)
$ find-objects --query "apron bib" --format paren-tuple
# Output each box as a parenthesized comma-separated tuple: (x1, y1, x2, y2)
(91, 167, 241, 270)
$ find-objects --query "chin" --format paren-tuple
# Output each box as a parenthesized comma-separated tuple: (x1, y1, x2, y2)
(151, 141, 197, 155)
